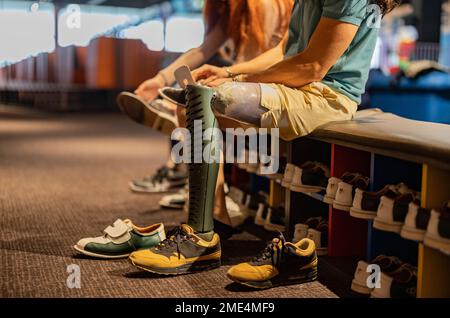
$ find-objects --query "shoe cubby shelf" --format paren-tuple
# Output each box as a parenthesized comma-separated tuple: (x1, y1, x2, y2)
(230, 136, 450, 298)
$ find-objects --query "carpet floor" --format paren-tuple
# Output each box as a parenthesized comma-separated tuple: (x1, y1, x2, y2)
(0, 109, 337, 298)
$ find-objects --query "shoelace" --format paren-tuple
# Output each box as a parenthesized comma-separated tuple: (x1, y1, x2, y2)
(157, 226, 189, 259)
(252, 233, 286, 267)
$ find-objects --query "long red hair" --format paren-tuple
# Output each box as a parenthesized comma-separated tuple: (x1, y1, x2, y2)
(203, 0, 293, 53)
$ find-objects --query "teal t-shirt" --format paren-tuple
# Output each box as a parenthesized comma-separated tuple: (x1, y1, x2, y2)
(285, 0, 381, 104)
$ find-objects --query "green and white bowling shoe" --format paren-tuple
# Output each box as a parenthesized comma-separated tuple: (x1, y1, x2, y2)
(74, 219, 165, 259)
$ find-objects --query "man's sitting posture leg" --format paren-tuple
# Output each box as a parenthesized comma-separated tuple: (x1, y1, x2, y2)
(129, 85, 222, 275)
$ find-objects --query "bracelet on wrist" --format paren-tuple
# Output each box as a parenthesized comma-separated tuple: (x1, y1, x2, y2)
(232, 74, 245, 82)
(225, 67, 235, 78)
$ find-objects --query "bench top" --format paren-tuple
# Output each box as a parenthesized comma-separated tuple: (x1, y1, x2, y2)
(310, 109, 450, 170)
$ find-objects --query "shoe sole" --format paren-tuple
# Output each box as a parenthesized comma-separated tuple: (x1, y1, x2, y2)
(73, 245, 130, 259)
(129, 179, 186, 193)
(117, 92, 177, 135)
(159, 203, 184, 209)
(424, 234, 450, 254)
(351, 279, 373, 295)
(228, 267, 318, 289)
(290, 184, 325, 193)
(323, 195, 335, 204)
(373, 218, 403, 233)
(400, 226, 425, 242)
(129, 258, 221, 275)
(332, 200, 352, 211)
(349, 207, 377, 220)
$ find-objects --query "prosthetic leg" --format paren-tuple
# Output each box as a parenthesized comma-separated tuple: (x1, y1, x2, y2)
(185, 84, 220, 234)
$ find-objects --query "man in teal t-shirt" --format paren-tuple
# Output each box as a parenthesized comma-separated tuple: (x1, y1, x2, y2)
(285, 0, 381, 104)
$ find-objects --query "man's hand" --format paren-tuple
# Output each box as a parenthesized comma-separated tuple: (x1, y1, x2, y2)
(192, 64, 228, 83)
(134, 74, 165, 103)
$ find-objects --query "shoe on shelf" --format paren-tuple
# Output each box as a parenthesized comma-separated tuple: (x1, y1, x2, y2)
(227, 235, 318, 289)
(306, 220, 328, 256)
(129, 224, 221, 275)
(264, 206, 286, 232)
(242, 191, 268, 217)
(117, 92, 178, 135)
(257, 156, 286, 180)
(323, 172, 358, 204)
(129, 165, 188, 193)
(332, 174, 370, 211)
(400, 200, 431, 241)
(351, 255, 403, 295)
(373, 190, 419, 233)
(290, 162, 330, 193)
(350, 183, 411, 220)
(225, 195, 248, 227)
(159, 185, 188, 209)
(255, 203, 269, 226)
(424, 202, 450, 255)
(158, 87, 186, 107)
(293, 216, 327, 242)
(74, 219, 165, 259)
(370, 264, 417, 298)
(281, 163, 296, 188)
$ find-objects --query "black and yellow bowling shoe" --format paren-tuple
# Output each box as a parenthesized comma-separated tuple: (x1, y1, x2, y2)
(227, 235, 318, 289)
(129, 224, 221, 275)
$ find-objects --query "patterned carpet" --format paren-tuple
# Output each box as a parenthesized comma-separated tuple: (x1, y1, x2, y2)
(0, 110, 337, 298)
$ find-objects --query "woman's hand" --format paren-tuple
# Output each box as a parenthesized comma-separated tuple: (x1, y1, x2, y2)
(204, 77, 233, 87)
(134, 74, 166, 102)
(192, 64, 229, 82)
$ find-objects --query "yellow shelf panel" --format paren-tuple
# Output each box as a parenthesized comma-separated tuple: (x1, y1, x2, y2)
(418, 164, 450, 298)
(269, 180, 284, 207)
(418, 244, 450, 298)
(421, 164, 450, 208)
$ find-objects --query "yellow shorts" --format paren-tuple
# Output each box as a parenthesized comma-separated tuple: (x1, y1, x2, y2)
(259, 82, 358, 141)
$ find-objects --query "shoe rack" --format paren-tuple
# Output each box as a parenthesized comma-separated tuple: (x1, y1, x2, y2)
(227, 133, 450, 297)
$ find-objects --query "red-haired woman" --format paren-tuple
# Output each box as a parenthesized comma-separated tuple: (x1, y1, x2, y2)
(119, 0, 293, 198)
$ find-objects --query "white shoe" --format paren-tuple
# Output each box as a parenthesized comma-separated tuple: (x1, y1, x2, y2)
(293, 223, 309, 243)
(254, 203, 269, 226)
(373, 191, 418, 233)
(424, 204, 450, 255)
(323, 177, 342, 204)
(281, 163, 296, 188)
(333, 175, 370, 211)
(263, 206, 286, 232)
(306, 226, 328, 256)
(350, 183, 410, 220)
(401, 201, 430, 241)
(159, 186, 188, 209)
(226, 196, 247, 227)
(289, 162, 330, 193)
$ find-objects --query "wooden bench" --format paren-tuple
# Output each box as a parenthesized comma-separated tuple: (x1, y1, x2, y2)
(222, 108, 450, 298)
